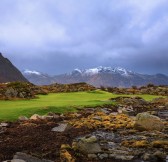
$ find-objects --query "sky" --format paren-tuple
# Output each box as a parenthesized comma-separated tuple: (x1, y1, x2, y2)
(0, 0, 168, 75)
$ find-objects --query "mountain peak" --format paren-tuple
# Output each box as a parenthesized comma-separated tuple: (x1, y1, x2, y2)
(0, 54, 28, 83)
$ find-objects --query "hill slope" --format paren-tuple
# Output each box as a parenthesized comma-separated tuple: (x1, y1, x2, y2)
(0, 53, 27, 83)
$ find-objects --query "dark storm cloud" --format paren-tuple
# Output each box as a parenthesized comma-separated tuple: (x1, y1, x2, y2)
(0, 0, 168, 75)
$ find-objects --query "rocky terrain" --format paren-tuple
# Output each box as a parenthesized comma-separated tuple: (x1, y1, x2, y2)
(0, 53, 27, 83)
(0, 82, 95, 100)
(23, 67, 168, 87)
(0, 94, 168, 162)
(103, 84, 168, 96)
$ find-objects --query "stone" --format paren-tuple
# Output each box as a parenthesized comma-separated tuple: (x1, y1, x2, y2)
(121, 106, 134, 116)
(0, 122, 8, 127)
(3, 160, 26, 162)
(153, 151, 166, 160)
(92, 116, 102, 121)
(30, 114, 41, 120)
(92, 131, 115, 141)
(134, 112, 164, 131)
(13, 152, 53, 162)
(166, 155, 168, 162)
(41, 115, 53, 120)
(52, 123, 68, 132)
(18, 116, 28, 121)
(107, 142, 117, 148)
(158, 110, 168, 119)
(143, 153, 151, 160)
(109, 154, 134, 160)
(88, 154, 97, 159)
(98, 153, 108, 159)
(76, 136, 102, 154)
(101, 108, 110, 114)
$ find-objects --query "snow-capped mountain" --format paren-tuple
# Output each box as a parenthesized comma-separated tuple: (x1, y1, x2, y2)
(23, 67, 168, 87)
(22, 69, 55, 85)
(70, 67, 133, 76)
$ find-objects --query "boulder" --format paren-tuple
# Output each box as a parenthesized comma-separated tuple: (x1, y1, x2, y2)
(134, 112, 164, 131)
(75, 136, 102, 154)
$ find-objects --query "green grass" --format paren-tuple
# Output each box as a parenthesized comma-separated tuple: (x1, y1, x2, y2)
(0, 90, 161, 121)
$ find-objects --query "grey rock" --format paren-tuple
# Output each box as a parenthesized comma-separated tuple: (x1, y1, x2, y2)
(158, 110, 168, 119)
(101, 108, 110, 114)
(76, 136, 102, 154)
(51, 123, 68, 132)
(30, 114, 41, 120)
(5, 88, 18, 98)
(142, 153, 151, 161)
(13, 152, 53, 162)
(18, 116, 28, 121)
(92, 131, 115, 141)
(98, 153, 108, 159)
(92, 116, 102, 121)
(88, 154, 97, 159)
(0, 122, 8, 127)
(121, 106, 135, 116)
(3, 160, 26, 162)
(109, 154, 134, 160)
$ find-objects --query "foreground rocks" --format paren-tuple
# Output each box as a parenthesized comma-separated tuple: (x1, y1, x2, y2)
(0, 94, 168, 162)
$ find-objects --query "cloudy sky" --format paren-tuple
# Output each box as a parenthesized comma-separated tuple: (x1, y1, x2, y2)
(0, 0, 168, 75)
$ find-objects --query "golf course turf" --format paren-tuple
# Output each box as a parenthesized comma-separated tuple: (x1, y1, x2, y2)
(0, 90, 161, 121)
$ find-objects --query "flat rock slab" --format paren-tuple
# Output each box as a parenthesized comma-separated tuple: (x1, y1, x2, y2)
(3, 160, 26, 162)
(0, 123, 8, 127)
(13, 152, 53, 162)
(51, 123, 68, 132)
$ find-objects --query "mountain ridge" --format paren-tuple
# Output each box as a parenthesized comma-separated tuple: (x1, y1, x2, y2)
(23, 67, 168, 87)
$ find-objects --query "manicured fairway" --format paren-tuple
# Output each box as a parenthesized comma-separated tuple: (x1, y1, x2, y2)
(0, 90, 161, 121)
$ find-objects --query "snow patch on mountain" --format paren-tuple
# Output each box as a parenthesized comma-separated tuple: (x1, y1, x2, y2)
(70, 66, 132, 76)
(23, 69, 41, 75)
